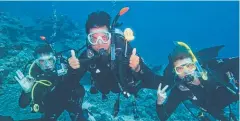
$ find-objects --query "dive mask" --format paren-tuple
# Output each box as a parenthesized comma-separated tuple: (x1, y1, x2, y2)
(175, 62, 197, 75)
(36, 53, 56, 71)
(87, 30, 111, 45)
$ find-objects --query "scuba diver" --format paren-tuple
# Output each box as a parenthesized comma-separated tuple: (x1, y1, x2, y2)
(68, 9, 164, 118)
(15, 44, 93, 121)
(156, 41, 239, 121)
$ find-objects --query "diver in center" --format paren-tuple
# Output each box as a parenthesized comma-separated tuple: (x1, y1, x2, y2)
(68, 10, 165, 117)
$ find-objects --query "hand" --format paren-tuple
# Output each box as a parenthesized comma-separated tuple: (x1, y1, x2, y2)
(157, 83, 169, 105)
(14, 70, 35, 93)
(129, 48, 140, 72)
(68, 50, 80, 69)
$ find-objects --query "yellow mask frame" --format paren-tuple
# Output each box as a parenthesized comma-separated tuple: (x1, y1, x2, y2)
(174, 41, 208, 80)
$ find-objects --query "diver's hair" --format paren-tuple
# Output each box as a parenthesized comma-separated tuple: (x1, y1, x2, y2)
(85, 11, 111, 34)
(34, 44, 53, 58)
(170, 45, 192, 63)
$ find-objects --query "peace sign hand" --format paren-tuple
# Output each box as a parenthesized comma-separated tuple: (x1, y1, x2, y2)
(157, 83, 169, 105)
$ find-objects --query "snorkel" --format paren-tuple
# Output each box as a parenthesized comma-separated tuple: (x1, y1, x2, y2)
(111, 7, 129, 30)
(110, 7, 130, 70)
(174, 41, 208, 81)
(110, 7, 139, 119)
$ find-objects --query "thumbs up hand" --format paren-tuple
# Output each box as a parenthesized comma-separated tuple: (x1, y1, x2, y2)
(129, 48, 140, 72)
(68, 50, 80, 69)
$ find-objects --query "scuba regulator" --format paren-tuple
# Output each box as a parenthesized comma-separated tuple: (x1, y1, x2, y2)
(98, 48, 109, 62)
(183, 75, 195, 84)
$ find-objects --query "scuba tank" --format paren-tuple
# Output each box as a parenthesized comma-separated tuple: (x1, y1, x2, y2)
(110, 7, 139, 119)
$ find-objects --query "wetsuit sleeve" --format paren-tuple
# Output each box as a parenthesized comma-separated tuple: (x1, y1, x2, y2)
(134, 59, 166, 90)
(66, 51, 88, 84)
(0, 115, 14, 121)
(121, 39, 167, 90)
(19, 91, 31, 108)
(156, 87, 186, 121)
(18, 62, 38, 108)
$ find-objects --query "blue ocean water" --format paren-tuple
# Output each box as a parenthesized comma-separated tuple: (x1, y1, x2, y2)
(0, 1, 238, 65)
(0, 1, 239, 121)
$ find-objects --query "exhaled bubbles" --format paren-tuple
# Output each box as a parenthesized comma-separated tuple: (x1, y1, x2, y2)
(111, 0, 117, 17)
(50, 4, 58, 43)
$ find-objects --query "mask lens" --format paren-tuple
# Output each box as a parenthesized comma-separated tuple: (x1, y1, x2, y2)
(48, 58, 55, 64)
(37, 54, 56, 70)
(88, 31, 111, 45)
(39, 59, 45, 65)
(175, 63, 196, 75)
(186, 63, 196, 72)
(175, 66, 184, 74)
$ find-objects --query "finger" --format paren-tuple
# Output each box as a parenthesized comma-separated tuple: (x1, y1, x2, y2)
(158, 83, 162, 92)
(68, 58, 72, 64)
(71, 50, 76, 58)
(129, 63, 134, 68)
(69, 59, 79, 64)
(161, 93, 167, 99)
(17, 70, 24, 79)
(73, 65, 80, 69)
(162, 93, 167, 97)
(69, 58, 79, 64)
(14, 76, 21, 82)
(136, 56, 139, 61)
(129, 60, 133, 64)
(72, 63, 80, 67)
(135, 59, 139, 64)
(71, 65, 78, 69)
(130, 55, 137, 61)
(162, 85, 169, 92)
(16, 70, 24, 79)
(69, 58, 76, 65)
(129, 56, 133, 61)
(72, 62, 80, 68)
(71, 63, 80, 67)
(132, 48, 136, 56)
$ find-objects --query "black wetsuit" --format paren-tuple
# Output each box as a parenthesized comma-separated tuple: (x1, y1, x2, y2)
(19, 62, 86, 121)
(69, 34, 163, 96)
(156, 72, 239, 121)
(0, 115, 14, 121)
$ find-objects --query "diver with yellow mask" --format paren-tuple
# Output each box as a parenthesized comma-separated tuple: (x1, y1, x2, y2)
(156, 42, 239, 121)
(15, 44, 93, 121)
